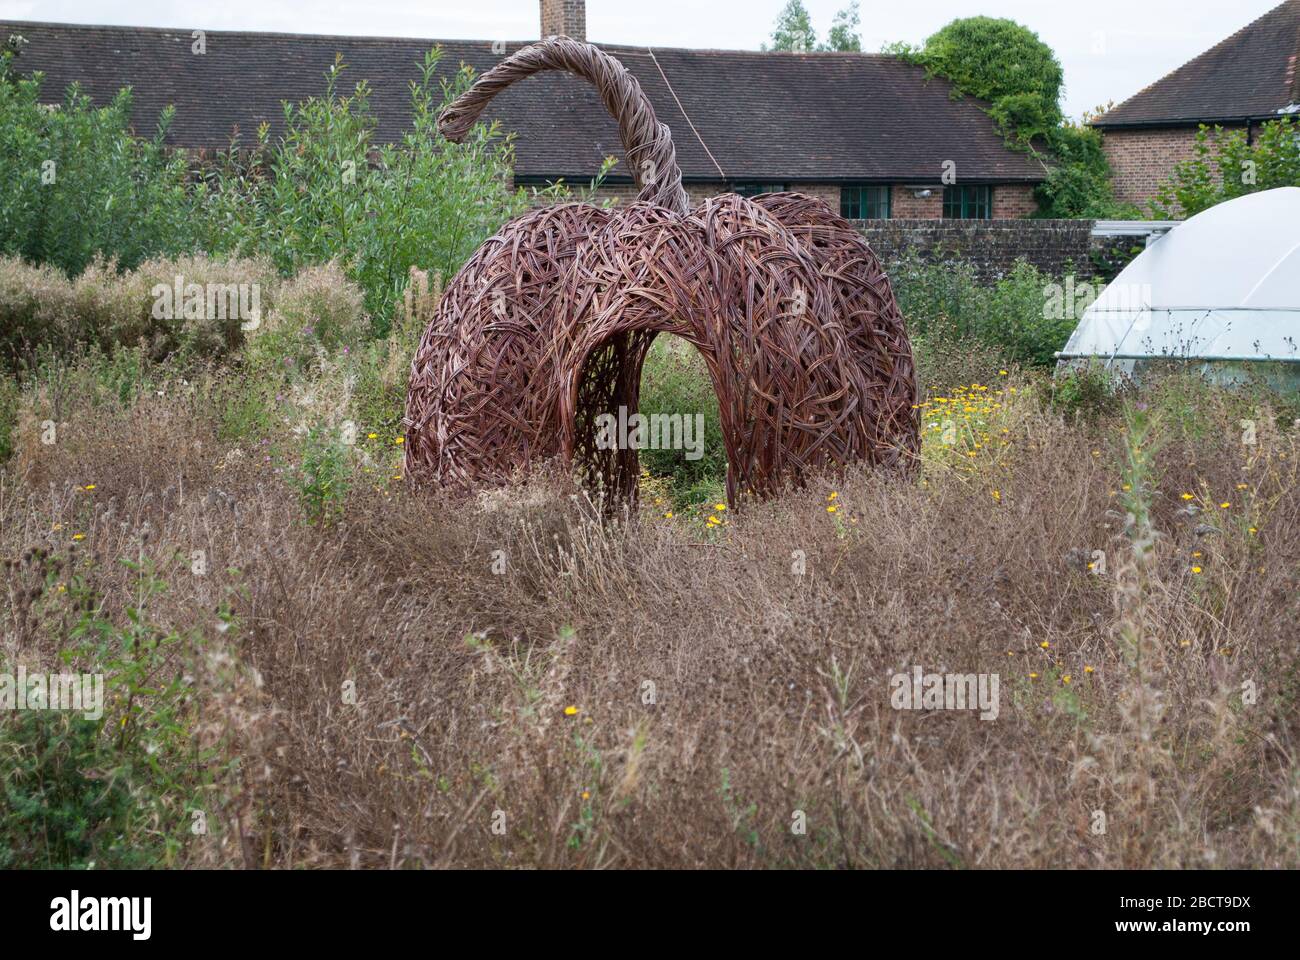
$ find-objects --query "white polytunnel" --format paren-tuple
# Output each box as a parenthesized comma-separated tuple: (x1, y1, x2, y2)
(1058, 187, 1300, 381)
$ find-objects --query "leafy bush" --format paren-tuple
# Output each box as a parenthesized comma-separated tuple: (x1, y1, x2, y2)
(636, 337, 728, 499)
(244, 260, 367, 373)
(3, 38, 539, 338)
(891, 17, 1063, 143)
(1089, 235, 1146, 283)
(1150, 117, 1300, 218)
(0, 38, 197, 276)
(1036, 121, 1140, 219)
(1045, 363, 1121, 421)
(887, 20, 1138, 219)
(292, 424, 352, 524)
(0, 253, 278, 370)
(1, 558, 229, 869)
(0, 711, 138, 869)
(196, 50, 531, 331)
(891, 254, 1078, 368)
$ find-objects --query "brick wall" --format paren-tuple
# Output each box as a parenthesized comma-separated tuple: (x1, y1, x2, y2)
(1101, 125, 1241, 212)
(581, 180, 841, 209)
(527, 179, 1041, 219)
(890, 185, 943, 218)
(516, 180, 1091, 277)
(852, 218, 1095, 281)
(994, 183, 1040, 218)
(532, 180, 733, 206)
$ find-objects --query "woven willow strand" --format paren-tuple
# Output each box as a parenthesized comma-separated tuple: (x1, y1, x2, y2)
(406, 38, 919, 505)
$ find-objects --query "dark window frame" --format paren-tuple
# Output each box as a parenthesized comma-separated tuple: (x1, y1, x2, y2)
(943, 184, 993, 220)
(839, 184, 893, 220)
(730, 182, 789, 198)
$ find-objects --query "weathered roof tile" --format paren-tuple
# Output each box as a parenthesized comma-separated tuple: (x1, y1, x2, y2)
(1094, 0, 1300, 127)
(3, 19, 1047, 183)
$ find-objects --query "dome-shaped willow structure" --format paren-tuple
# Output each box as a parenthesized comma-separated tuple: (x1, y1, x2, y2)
(405, 37, 918, 505)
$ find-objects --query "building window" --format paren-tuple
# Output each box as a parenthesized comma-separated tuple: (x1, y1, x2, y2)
(731, 182, 787, 197)
(943, 185, 993, 220)
(840, 185, 892, 219)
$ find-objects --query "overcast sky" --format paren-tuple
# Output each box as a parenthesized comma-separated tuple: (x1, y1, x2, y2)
(1, 0, 1285, 119)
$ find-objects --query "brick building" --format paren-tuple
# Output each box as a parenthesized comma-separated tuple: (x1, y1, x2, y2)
(1092, 0, 1300, 211)
(4, 1, 1047, 220)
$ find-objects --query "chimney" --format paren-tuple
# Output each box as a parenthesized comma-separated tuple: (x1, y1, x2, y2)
(540, 0, 586, 41)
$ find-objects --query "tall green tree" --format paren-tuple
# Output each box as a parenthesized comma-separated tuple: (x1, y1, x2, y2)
(766, 1, 862, 53)
(766, 0, 818, 52)
(901, 16, 1063, 143)
(888, 17, 1131, 218)
(822, 2, 862, 52)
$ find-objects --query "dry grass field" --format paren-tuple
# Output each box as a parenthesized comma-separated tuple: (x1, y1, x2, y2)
(3, 308, 1298, 868)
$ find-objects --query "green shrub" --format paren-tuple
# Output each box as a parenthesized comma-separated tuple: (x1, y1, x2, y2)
(890, 17, 1063, 144)
(197, 50, 532, 331)
(0, 39, 198, 276)
(891, 255, 1077, 368)
(981, 260, 1078, 366)
(244, 260, 367, 374)
(1, 558, 225, 869)
(0, 253, 277, 371)
(1036, 121, 1140, 219)
(0, 374, 15, 462)
(1151, 117, 1300, 218)
(0, 711, 138, 869)
(637, 337, 728, 498)
(1045, 363, 1120, 421)
(291, 424, 352, 524)
(886, 19, 1142, 219)
(3, 39, 537, 337)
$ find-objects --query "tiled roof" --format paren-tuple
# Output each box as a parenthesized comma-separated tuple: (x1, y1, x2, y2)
(1093, 0, 1300, 128)
(3, 20, 1048, 184)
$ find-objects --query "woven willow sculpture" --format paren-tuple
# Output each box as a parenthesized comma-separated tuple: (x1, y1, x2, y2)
(405, 37, 918, 504)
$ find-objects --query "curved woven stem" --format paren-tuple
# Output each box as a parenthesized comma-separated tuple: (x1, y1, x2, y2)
(437, 37, 689, 214)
